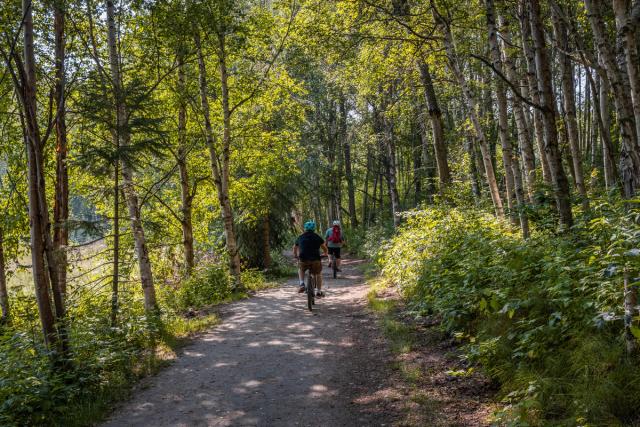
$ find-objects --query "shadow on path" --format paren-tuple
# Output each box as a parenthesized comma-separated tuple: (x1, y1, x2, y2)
(102, 259, 401, 427)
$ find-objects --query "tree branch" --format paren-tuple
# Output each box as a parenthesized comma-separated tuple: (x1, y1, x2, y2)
(469, 53, 544, 111)
(229, 0, 299, 115)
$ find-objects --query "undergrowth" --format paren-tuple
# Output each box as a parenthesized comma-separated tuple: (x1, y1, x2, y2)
(0, 261, 274, 426)
(376, 201, 640, 426)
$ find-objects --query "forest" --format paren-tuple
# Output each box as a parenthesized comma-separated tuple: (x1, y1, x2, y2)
(2, 0, 640, 425)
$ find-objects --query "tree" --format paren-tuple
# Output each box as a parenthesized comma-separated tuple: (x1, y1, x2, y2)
(528, 0, 573, 227)
(434, 4, 505, 219)
(551, 2, 588, 209)
(105, 0, 157, 313)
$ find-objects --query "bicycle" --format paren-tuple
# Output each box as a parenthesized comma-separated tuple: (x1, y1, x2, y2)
(330, 252, 338, 279)
(302, 255, 327, 312)
(305, 269, 317, 311)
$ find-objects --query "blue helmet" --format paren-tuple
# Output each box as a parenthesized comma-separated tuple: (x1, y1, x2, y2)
(303, 220, 316, 231)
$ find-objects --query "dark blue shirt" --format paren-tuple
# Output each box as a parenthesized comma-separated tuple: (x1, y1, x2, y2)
(295, 231, 324, 261)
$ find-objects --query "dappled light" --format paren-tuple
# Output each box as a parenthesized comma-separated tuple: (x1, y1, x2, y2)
(2, 0, 640, 424)
(102, 264, 399, 426)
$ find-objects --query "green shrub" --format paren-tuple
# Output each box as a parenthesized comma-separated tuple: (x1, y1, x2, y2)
(377, 203, 640, 424)
(263, 251, 297, 278)
(0, 254, 274, 426)
(240, 268, 267, 291)
(0, 293, 154, 426)
(175, 263, 232, 310)
(348, 224, 395, 259)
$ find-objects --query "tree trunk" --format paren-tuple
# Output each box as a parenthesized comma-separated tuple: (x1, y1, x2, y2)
(106, 0, 157, 313)
(194, 31, 242, 288)
(584, 67, 594, 170)
(0, 229, 9, 324)
(511, 154, 530, 238)
(466, 136, 482, 200)
(529, 0, 574, 228)
(53, 0, 69, 300)
(552, 6, 589, 209)
(596, 72, 619, 188)
(326, 102, 340, 222)
(340, 99, 358, 228)
(417, 60, 451, 192)
(413, 116, 423, 204)
(19, 0, 59, 350)
(363, 147, 372, 225)
(177, 56, 195, 273)
(486, 0, 518, 225)
(498, 13, 537, 203)
(519, 2, 553, 186)
(383, 115, 401, 228)
(111, 163, 119, 327)
(420, 111, 438, 200)
(624, 268, 638, 353)
(217, 32, 243, 288)
(436, 10, 504, 218)
(262, 215, 271, 270)
(585, 0, 640, 198)
(613, 0, 640, 145)
(371, 166, 380, 224)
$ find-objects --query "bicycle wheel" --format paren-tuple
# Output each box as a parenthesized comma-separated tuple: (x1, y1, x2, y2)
(307, 274, 314, 311)
(332, 254, 337, 279)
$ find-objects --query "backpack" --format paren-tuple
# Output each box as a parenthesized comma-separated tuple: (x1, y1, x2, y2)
(328, 225, 342, 243)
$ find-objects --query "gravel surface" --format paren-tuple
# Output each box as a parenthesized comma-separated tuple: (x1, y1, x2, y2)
(101, 259, 402, 427)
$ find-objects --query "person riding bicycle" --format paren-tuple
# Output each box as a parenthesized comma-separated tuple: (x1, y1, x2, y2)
(293, 220, 328, 297)
(325, 220, 345, 272)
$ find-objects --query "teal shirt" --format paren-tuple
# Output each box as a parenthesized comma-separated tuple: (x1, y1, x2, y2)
(325, 228, 344, 248)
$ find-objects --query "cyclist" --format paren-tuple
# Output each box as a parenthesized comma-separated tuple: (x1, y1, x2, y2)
(325, 220, 345, 272)
(293, 220, 328, 297)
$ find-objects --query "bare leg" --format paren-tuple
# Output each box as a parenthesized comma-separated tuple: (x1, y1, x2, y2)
(315, 273, 323, 291)
(298, 265, 305, 284)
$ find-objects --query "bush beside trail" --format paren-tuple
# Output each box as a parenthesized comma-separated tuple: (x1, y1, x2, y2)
(376, 203, 640, 425)
(0, 260, 273, 426)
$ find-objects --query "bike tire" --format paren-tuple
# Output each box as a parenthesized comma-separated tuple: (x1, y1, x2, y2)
(307, 275, 314, 311)
(332, 255, 337, 279)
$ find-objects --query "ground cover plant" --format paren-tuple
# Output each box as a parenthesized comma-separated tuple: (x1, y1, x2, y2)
(377, 202, 640, 425)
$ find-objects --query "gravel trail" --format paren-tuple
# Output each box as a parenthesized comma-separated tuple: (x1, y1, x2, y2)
(101, 259, 401, 427)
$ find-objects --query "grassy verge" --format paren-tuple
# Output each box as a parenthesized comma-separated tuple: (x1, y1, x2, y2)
(367, 277, 495, 426)
(367, 279, 418, 381)
(367, 279, 447, 425)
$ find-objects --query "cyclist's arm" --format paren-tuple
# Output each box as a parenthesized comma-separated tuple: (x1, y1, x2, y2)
(320, 243, 329, 256)
(292, 243, 299, 259)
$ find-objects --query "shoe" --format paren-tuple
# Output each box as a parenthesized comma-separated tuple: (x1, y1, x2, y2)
(298, 285, 305, 293)
(316, 291, 325, 297)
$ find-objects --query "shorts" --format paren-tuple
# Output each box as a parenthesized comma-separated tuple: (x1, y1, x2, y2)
(299, 260, 322, 275)
(328, 247, 341, 259)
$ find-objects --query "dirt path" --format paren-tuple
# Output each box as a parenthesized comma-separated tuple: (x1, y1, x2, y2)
(101, 259, 403, 427)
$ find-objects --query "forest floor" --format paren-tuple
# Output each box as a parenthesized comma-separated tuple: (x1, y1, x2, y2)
(100, 259, 494, 426)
